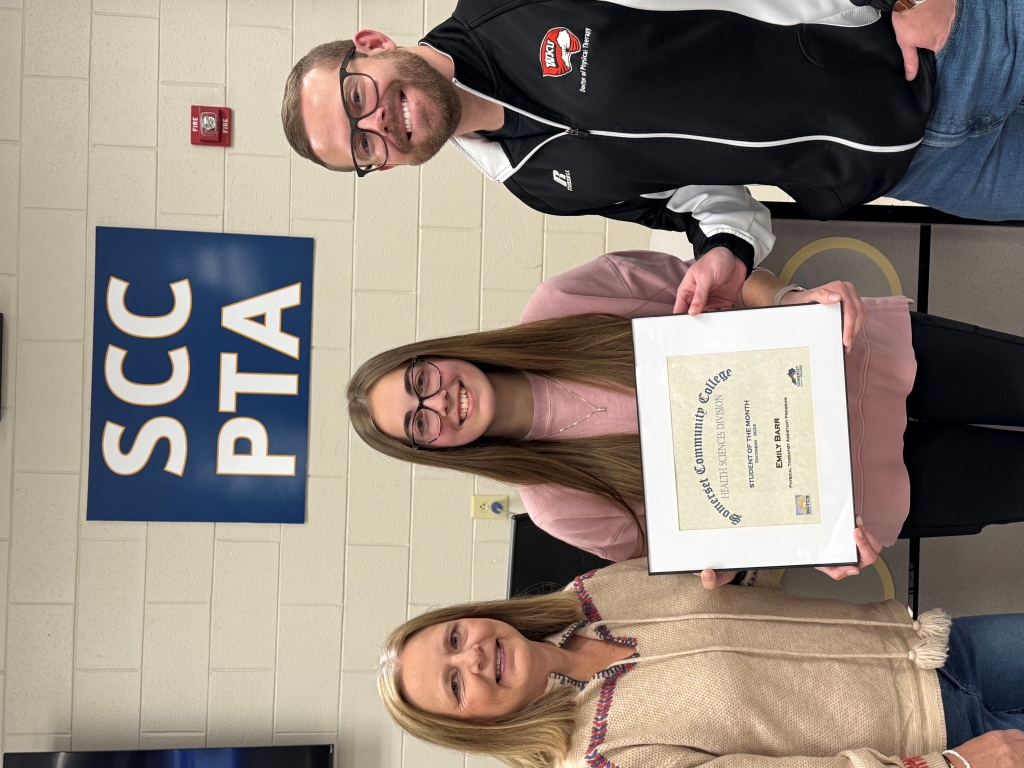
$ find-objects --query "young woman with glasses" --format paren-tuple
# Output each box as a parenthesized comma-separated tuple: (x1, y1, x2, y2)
(348, 250, 1024, 585)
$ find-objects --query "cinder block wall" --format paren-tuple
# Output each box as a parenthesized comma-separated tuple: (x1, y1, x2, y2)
(0, 1, 648, 765)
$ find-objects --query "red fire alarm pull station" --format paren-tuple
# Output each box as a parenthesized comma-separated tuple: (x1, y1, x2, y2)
(190, 106, 232, 146)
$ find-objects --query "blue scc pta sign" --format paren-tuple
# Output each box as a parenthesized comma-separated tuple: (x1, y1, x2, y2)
(87, 227, 314, 523)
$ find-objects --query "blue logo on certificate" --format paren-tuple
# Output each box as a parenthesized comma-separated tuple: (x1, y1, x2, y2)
(87, 227, 314, 523)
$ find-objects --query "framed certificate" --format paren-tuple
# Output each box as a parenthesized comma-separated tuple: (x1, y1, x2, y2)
(633, 303, 856, 574)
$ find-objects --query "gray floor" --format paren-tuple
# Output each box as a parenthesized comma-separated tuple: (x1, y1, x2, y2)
(767, 218, 1024, 616)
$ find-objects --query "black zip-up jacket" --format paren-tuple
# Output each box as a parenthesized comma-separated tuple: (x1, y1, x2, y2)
(421, 0, 935, 271)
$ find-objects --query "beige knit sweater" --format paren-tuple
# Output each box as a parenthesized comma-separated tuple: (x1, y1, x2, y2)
(553, 559, 949, 768)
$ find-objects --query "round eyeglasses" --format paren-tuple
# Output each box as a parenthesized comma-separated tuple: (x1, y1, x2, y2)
(339, 48, 388, 176)
(406, 358, 444, 448)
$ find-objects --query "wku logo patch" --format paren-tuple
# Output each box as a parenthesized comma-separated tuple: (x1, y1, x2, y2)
(540, 27, 581, 77)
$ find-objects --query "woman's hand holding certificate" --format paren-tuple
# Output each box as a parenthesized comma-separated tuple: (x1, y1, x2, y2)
(778, 279, 867, 350)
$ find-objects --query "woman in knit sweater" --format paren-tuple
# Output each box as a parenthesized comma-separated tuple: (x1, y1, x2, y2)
(348, 251, 1024, 581)
(378, 559, 1024, 768)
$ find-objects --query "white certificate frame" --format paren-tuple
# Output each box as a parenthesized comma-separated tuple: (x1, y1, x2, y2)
(633, 303, 856, 574)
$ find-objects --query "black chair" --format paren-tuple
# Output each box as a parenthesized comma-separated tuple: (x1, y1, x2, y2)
(506, 513, 612, 598)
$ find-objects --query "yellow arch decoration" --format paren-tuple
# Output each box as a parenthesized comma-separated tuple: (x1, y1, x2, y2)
(772, 558, 896, 601)
(780, 237, 903, 297)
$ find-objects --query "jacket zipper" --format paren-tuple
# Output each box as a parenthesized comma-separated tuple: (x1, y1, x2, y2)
(453, 79, 921, 154)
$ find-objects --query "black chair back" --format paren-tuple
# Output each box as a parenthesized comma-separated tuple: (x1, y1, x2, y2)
(506, 514, 612, 598)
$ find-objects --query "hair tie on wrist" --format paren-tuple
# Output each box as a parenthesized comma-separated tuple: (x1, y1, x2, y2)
(943, 749, 971, 768)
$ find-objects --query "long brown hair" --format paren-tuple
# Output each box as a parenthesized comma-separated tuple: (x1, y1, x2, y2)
(378, 590, 584, 768)
(347, 314, 645, 551)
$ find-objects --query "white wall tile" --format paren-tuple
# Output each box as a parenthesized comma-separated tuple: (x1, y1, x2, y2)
(227, 25, 292, 156)
(290, 159, 354, 223)
(157, 213, 223, 232)
(5, 604, 74, 733)
(0, 411, 14, 539)
(91, 15, 159, 147)
(606, 219, 652, 253)
(353, 168, 419, 292)
(482, 183, 543, 291)
(9, 472, 79, 603)
(0, 544, 8, 665)
(75, 539, 146, 670)
(274, 731, 337, 746)
(0, 278, 17, 410)
(18, 209, 86, 341)
(409, 475, 474, 605)
(14, 342, 83, 472)
(210, 541, 279, 669)
(359, 0, 422, 47)
(466, 756, 507, 768)
(425, 0, 458, 31)
(160, 0, 226, 85)
(418, 229, 481, 339)
(544, 214, 607, 234)
(404, 737, 463, 768)
(94, 0, 158, 14)
(480, 289, 532, 331)
(215, 523, 280, 542)
(157, 84, 226, 217)
(21, 77, 89, 209)
(338, 671, 403, 768)
(351, 291, 416, 368)
(146, 523, 215, 604)
(207, 670, 275, 748)
(140, 603, 209, 732)
(71, 670, 141, 750)
(307, 347, 350, 477)
(275, 605, 342, 733)
(472, 540, 508, 600)
(347, 437, 410, 547)
(0, 145, 18, 274)
(279, 477, 346, 606)
(230, 0, 290, 28)
(293, 0, 357, 61)
(89, 148, 157, 228)
(139, 732, 207, 750)
(543, 230, 607, 280)
(0, 10, 21, 141)
(341, 545, 407, 671)
(23, 0, 89, 78)
(225, 154, 290, 235)
(4, 734, 73, 752)
(420, 144, 483, 230)
(292, 218, 352, 350)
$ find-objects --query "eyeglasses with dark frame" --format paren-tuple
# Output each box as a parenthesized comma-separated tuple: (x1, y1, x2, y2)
(339, 48, 389, 176)
(405, 358, 444, 448)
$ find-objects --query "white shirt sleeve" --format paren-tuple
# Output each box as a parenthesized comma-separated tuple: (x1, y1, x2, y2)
(599, 0, 880, 26)
(640, 185, 776, 266)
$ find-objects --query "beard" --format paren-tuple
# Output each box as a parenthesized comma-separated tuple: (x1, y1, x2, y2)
(374, 49, 463, 165)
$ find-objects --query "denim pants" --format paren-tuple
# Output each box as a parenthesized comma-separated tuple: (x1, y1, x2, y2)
(939, 615, 1024, 748)
(887, 0, 1024, 221)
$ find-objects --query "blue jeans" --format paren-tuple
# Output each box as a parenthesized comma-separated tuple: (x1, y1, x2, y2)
(939, 615, 1024, 748)
(887, 0, 1024, 221)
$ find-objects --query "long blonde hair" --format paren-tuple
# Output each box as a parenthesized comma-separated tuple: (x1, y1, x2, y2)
(347, 314, 645, 550)
(378, 590, 584, 768)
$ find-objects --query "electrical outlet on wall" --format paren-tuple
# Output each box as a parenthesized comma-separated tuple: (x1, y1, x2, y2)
(471, 495, 509, 520)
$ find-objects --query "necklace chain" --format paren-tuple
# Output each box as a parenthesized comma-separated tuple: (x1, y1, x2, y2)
(550, 379, 606, 435)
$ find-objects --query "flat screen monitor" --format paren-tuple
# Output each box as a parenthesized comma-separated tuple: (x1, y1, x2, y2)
(4, 745, 333, 768)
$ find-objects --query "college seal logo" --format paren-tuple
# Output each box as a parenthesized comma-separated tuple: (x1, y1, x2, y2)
(540, 27, 581, 77)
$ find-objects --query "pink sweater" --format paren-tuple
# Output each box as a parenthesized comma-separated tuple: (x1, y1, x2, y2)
(518, 251, 917, 562)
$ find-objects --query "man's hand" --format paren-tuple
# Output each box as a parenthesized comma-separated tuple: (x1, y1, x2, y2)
(780, 279, 866, 350)
(674, 246, 747, 315)
(950, 729, 1024, 768)
(893, 0, 956, 81)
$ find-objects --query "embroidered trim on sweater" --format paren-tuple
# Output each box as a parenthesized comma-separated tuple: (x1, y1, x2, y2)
(584, 664, 636, 768)
(902, 757, 929, 768)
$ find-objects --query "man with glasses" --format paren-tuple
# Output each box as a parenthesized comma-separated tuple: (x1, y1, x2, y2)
(282, 0, 1020, 311)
